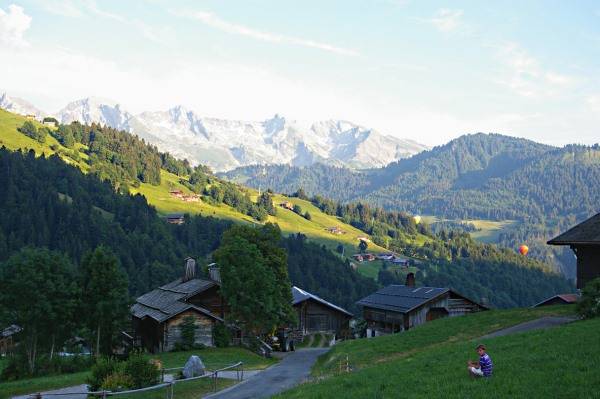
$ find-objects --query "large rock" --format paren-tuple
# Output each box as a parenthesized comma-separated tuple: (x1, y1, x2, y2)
(182, 355, 206, 379)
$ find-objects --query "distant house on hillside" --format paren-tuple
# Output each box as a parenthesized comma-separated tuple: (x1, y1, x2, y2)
(131, 259, 225, 352)
(42, 117, 58, 127)
(169, 189, 184, 199)
(292, 286, 353, 337)
(326, 226, 344, 235)
(533, 294, 579, 308)
(548, 213, 600, 289)
(165, 213, 185, 225)
(280, 201, 294, 210)
(357, 274, 487, 337)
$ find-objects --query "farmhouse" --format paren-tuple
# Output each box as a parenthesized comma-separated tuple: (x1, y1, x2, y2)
(357, 274, 487, 337)
(280, 201, 294, 210)
(165, 213, 185, 225)
(326, 226, 344, 235)
(131, 259, 225, 352)
(292, 286, 353, 337)
(169, 189, 184, 198)
(533, 294, 579, 308)
(548, 212, 600, 289)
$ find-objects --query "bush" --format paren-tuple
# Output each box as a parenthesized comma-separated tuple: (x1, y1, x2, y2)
(213, 323, 231, 348)
(88, 357, 122, 391)
(122, 354, 159, 389)
(101, 372, 134, 392)
(180, 316, 197, 350)
(0, 353, 92, 381)
(577, 277, 600, 319)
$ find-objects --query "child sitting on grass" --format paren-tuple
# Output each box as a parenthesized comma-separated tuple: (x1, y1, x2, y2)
(467, 344, 493, 378)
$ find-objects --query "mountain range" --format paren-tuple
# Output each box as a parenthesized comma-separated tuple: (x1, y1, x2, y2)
(0, 93, 428, 172)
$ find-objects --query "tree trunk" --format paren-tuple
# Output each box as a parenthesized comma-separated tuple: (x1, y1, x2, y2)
(50, 334, 55, 360)
(96, 324, 101, 358)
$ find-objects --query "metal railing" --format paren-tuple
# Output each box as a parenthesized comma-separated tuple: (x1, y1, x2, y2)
(27, 361, 244, 399)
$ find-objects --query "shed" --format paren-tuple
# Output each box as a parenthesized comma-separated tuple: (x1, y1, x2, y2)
(533, 294, 579, 308)
(548, 213, 600, 289)
(292, 286, 353, 337)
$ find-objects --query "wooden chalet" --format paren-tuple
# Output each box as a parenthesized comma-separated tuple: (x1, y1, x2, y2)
(280, 201, 294, 210)
(533, 294, 579, 308)
(357, 274, 487, 337)
(165, 213, 185, 225)
(292, 286, 352, 337)
(0, 324, 21, 355)
(548, 213, 600, 289)
(131, 260, 225, 352)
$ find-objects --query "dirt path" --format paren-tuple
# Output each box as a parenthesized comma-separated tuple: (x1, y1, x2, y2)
(478, 316, 578, 340)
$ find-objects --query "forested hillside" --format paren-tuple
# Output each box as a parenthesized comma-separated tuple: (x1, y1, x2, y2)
(0, 114, 576, 308)
(223, 133, 600, 277)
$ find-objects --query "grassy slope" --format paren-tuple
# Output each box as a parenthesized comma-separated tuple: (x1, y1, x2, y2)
(277, 307, 600, 399)
(0, 109, 398, 278)
(310, 305, 576, 377)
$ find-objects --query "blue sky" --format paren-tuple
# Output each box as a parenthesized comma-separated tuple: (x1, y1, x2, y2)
(1, 0, 599, 146)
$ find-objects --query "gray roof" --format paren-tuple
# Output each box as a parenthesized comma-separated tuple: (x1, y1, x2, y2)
(132, 278, 222, 323)
(292, 286, 353, 317)
(1, 324, 22, 338)
(548, 213, 600, 245)
(357, 285, 449, 314)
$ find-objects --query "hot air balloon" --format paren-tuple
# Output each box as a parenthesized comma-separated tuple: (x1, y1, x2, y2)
(519, 245, 529, 256)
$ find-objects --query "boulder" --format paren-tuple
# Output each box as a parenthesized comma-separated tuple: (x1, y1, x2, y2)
(182, 355, 206, 379)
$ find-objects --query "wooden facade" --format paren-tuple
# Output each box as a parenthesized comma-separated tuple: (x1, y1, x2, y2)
(548, 213, 600, 289)
(571, 245, 600, 289)
(359, 284, 487, 337)
(295, 299, 351, 336)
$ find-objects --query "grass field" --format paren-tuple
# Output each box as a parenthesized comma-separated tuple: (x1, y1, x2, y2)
(421, 215, 519, 244)
(150, 347, 277, 370)
(276, 306, 600, 398)
(0, 347, 270, 398)
(310, 305, 576, 377)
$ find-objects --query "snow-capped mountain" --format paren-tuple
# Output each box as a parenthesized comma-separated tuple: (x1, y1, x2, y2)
(0, 93, 45, 119)
(58, 97, 134, 131)
(4, 94, 429, 171)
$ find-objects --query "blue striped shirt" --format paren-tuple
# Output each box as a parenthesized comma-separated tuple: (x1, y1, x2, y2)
(479, 353, 493, 377)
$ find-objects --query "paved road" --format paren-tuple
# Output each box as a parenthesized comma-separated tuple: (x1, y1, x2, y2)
(12, 384, 89, 399)
(204, 348, 329, 399)
(479, 316, 578, 340)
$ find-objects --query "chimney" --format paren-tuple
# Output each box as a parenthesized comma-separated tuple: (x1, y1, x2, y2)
(208, 263, 221, 283)
(183, 257, 196, 282)
(405, 272, 415, 287)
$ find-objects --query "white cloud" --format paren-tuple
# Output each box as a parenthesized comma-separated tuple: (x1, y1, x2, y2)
(37, 0, 84, 18)
(175, 10, 359, 56)
(429, 8, 463, 32)
(494, 42, 576, 98)
(0, 4, 31, 47)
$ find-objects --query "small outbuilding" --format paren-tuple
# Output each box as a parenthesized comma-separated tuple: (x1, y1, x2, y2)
(548, 212, 600, 289)
(292, 286, 353, 337)
(533, 294, 579, 308)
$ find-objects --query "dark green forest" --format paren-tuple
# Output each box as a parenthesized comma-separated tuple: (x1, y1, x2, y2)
(0, 148, 377, 307)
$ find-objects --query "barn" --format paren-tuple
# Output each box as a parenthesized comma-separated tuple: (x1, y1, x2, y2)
(131, 260, 225, 352)
(548, 212, 600, 289)
(292, 286, 353, 338)
(533, 294, 579, 308)
(357, 274, 487, 337)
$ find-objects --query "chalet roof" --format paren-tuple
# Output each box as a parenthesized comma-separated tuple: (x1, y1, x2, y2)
(357, 285, 450, 314)
(292, 286, 353, 317)
(131, 278, 222, 323)
(1, 324, 22, 338)
(533, 293, 579, 307)
(548, 213, 600, 245)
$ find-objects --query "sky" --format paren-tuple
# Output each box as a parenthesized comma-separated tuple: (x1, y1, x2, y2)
(0, 0, 599, 146)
